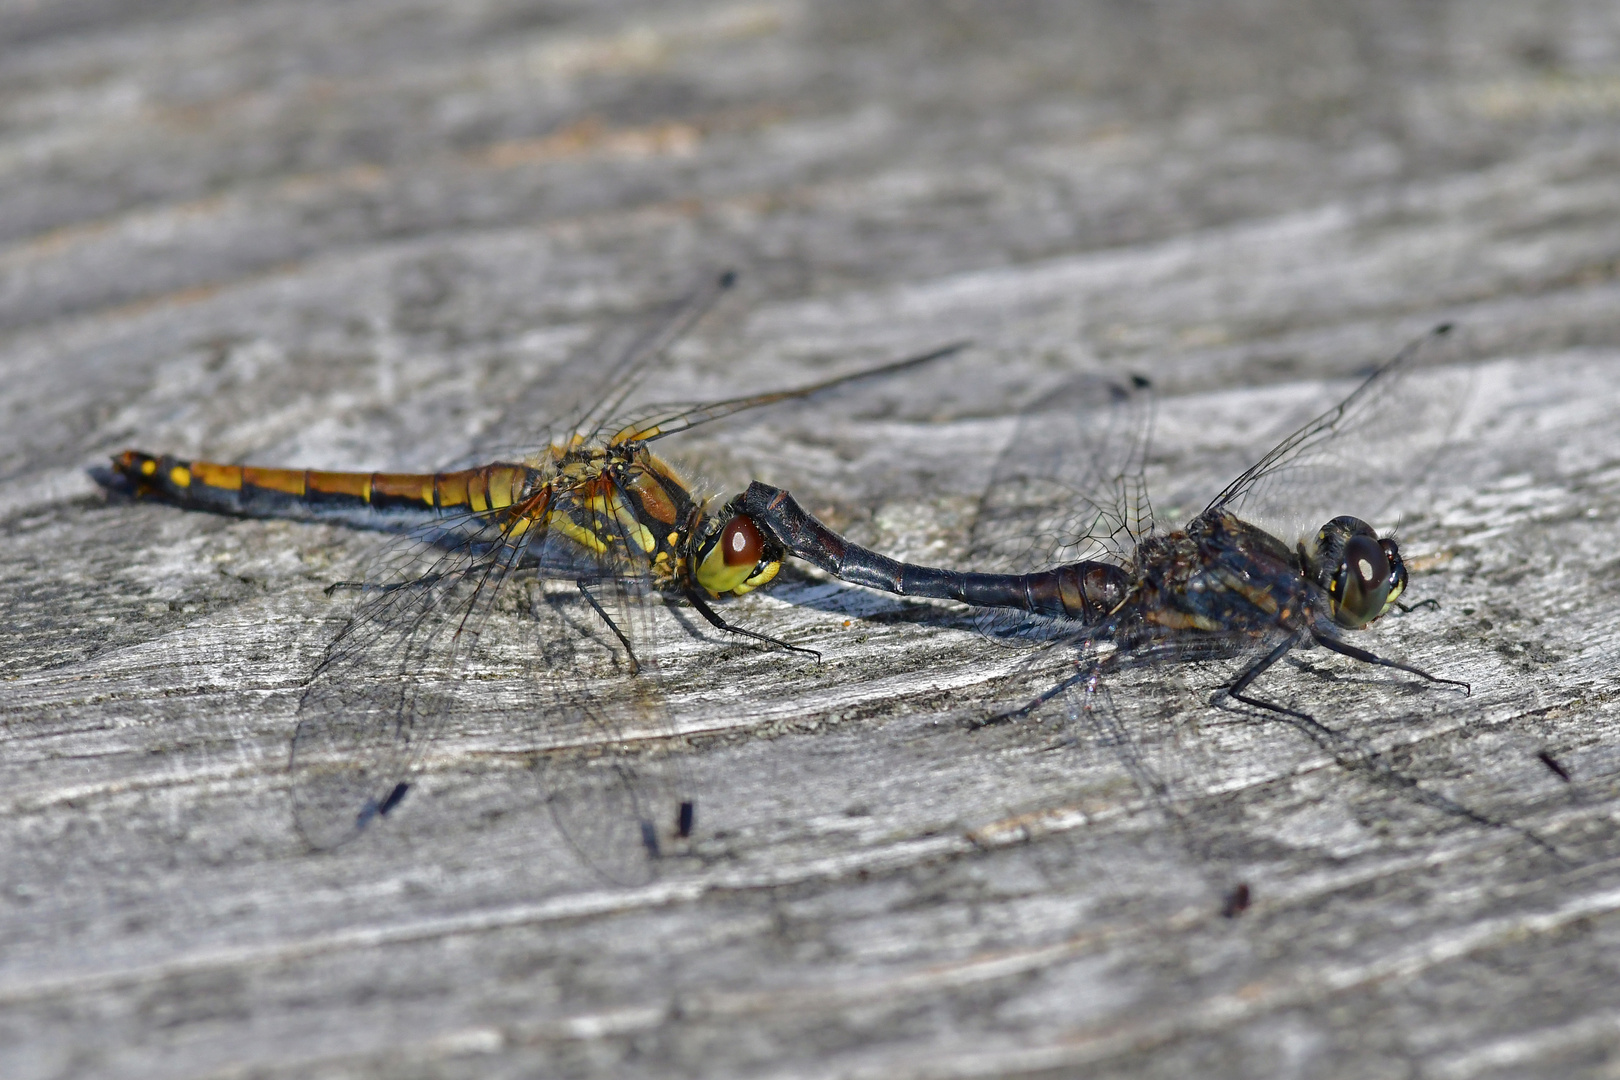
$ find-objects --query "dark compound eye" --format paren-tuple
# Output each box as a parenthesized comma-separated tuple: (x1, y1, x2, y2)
(1310, 515, 1402, 629)
(720, 515, 765, 567)
(1334, 533, 1391, 621)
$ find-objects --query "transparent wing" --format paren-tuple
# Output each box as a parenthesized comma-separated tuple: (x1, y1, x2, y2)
(522, 476, 688, 887)
(289, 473, 690, 884)
(627, 341, 972, 445)
(970, 629, 1234, 885)
(462, 273, 737, 467)
(290, 506, 534, 850)
(1208, 324, 1472, 543)
(967, 371, 1154, 572)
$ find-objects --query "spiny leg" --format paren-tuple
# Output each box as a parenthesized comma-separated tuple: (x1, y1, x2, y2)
(1315, 632, 1470, 694)
(686, 590, 820, 660)
(1225, 631, 1459, 754)
(1225, 633, 1312, 720)
(576, 580, 641, 676)
(971, 661, 1097, 730)
(1224, 634, 1563, 861)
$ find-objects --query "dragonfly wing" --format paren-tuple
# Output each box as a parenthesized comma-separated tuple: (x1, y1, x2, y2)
(523, 478, 686, 887)
(1005, 624, 1302, 897)
(625, 341, 972, 444)
(290, 508, 531, 850)
(968, 371, 1154, 572)
(1207, 325, 1473, 542)
(968, 633, 1228, 888)
(462, 273, 736, 467)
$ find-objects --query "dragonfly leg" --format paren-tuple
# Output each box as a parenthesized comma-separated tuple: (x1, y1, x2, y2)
(1314, 633, 1470, 694)
(575, 580, 641, 676)
(1223, 633, 1313, 719)
(1228, 634, 1563, 860)
(685, 590, 820, 660)
(972, 665, 1093, 729)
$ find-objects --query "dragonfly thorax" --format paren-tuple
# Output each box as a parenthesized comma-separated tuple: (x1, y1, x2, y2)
(1135, 511, 1316, 636)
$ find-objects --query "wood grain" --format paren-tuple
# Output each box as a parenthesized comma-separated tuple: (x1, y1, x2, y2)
(3, 2, 1620, 1077)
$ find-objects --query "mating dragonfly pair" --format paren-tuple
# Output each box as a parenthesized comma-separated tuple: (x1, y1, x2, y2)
(105, 273, 1497, 883)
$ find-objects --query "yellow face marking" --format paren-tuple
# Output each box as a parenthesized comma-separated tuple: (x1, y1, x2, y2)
(169, 465, 192, 488)
(140, 458, 157, 477)
(695, 544, 754, 596)
(729, 559, 781, 596)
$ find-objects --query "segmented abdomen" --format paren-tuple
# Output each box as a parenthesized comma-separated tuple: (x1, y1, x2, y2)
(111, 450, 537, 522)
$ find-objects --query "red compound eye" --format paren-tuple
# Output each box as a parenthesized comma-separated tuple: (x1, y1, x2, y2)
(720, 515, 764, 567)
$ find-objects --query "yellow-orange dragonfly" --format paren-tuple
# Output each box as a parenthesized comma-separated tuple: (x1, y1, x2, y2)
(105, 272, 965, 881)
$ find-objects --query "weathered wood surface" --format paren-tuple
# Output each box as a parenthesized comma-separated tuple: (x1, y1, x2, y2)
(4, 2, 1620, 1077)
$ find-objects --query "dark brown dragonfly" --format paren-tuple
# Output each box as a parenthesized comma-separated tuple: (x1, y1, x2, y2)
(739, 325, 1559, 868)
(102, 272, 965, 881)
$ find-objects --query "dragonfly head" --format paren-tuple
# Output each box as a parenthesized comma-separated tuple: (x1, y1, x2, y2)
(1303, 516, 1408, 629)
(692, 500, 785, 598)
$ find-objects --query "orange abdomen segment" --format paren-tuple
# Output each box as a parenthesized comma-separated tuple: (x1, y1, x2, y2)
(110, 451, 535, 520)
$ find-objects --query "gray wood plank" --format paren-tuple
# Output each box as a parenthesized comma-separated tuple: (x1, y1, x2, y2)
(3, 2, 1620, 1077)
